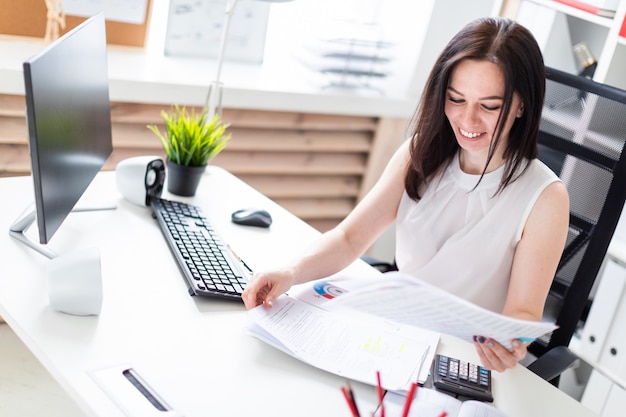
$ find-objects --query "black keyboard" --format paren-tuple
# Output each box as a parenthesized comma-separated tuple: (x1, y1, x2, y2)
(150, 197, 249, 300)
(433, 354, 493, 402)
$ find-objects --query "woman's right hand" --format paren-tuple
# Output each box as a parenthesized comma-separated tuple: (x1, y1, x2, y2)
(241, 269, 295, 309)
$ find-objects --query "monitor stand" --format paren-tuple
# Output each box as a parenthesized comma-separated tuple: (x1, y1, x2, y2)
(9, 202, 117, 259)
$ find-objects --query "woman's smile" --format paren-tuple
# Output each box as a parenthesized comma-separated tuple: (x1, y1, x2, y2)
(459, 127, 484, 140)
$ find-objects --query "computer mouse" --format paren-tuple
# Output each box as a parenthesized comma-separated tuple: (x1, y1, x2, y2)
(231, 208, 272, 228)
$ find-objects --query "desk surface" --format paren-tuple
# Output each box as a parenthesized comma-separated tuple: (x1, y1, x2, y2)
(0, 167, 597, 417)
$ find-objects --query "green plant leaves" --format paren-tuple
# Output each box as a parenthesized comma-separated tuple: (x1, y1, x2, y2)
(147, 105, 231, 166)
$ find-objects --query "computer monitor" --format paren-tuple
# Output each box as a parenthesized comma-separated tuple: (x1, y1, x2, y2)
(22, 13, 112, 245)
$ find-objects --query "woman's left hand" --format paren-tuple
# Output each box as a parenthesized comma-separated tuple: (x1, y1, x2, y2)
(472, 336, 528, 371)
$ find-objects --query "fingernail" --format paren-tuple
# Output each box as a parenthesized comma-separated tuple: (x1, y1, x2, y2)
(512, 340, 520, 347)
(487, 341, 494, 347)
(478, 337, 485, 343)
(473, 335, 478, 342)
(265, 299, 273, 307)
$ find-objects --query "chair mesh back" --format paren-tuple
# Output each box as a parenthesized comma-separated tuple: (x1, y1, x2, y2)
(530, 67, 626, 356)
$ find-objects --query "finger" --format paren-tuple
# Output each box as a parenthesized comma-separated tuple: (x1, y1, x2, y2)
(241, 286, 259, 309)
(510, 339, 529, 361)
(473, 339, 493, 370)
(473, 336, 511, 372)
(242, 273, 269, 308)
(484, 338, 519, 370)
(473, 336, 498, 370)
(263, 281, 286, 308)
(252, 272, 284, 308)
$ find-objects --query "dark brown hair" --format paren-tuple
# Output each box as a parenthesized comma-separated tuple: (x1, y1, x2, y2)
(405, 17, 545, 200)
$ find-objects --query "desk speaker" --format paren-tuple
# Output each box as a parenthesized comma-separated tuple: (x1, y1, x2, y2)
(116, 156, 165, 206)
(48, 247, 103, 316)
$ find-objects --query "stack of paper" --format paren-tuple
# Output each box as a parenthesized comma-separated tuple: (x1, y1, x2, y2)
(247, 272, 557, 391)
(248, 293, 438, 391)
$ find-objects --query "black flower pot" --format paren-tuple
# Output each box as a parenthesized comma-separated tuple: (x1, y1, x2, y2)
(166, 160, 206, 197)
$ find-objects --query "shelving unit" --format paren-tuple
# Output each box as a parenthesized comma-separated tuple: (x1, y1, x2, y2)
(515, 0, 626, 90)
(578, 253, 626, 416)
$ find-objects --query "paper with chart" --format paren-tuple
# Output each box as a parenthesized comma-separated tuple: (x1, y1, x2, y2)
(247, 294, 439, 391)
(325, 272, 558, 350)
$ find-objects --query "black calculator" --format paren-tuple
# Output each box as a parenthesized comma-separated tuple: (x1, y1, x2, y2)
(432, 354, 493, 402)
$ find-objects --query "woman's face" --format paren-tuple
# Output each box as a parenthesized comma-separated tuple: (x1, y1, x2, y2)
(444, 59, 523, 171)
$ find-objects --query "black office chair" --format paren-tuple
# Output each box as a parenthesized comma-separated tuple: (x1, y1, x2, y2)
(524, 67, 626, 382)
(363, 67, 626, 383)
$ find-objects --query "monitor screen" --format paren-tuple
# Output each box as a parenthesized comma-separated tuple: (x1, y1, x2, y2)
(23, 13, 112, 244)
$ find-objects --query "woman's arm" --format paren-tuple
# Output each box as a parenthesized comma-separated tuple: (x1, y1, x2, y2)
(242, 141, 411, 308)
(475, 180, 570, 371)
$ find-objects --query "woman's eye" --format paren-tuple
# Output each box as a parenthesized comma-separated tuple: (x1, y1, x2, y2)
(448, 96, 464, 104)
(482, 104, 501, 111)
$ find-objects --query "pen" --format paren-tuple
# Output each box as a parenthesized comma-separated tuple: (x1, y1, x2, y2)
(341, 385, 360, 417)
(347, 384, 361, 417)
(227, 244, 254, 274)
(401, 382, 418, 417)
(376, 371, 385, 417)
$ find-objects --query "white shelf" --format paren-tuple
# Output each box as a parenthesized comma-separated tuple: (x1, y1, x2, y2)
(517, 0, 626, 90)
(527, 0, 616, 27)
(0, 35, 416, 118)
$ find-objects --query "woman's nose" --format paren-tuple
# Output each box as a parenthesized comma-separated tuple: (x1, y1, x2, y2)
(461, 106, 480, 125)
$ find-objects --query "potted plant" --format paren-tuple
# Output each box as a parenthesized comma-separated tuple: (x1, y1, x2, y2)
(148, 105, 231, 196)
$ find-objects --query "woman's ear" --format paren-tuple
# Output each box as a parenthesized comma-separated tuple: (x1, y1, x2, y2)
(516, 105, 524, 118)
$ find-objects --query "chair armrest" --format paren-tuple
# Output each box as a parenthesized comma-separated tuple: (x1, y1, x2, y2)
(526, 345, 581, 382)
(360, 255, 398, 273)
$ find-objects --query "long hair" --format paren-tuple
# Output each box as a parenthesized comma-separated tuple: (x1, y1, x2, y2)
(405, 17, 545, 200)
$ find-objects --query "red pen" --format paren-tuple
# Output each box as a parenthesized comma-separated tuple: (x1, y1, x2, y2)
(341, 386, 360, 417)
(376, 371, 385, 417)
(347, 384, 361, 417)
(438, 412, 448, 417)
(401, 382, 418, 417)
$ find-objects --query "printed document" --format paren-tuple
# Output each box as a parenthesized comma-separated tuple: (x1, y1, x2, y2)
(247, 271, 556, 391)
(325, 272, 557, 350)
(248, 294, 438, 390)
(248, 275, 440, 391)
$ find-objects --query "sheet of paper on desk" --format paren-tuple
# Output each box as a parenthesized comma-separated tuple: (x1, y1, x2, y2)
(247, 294, 439, 391)
(325, 272, 558, 350)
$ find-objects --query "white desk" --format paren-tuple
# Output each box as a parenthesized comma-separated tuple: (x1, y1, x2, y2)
(0, 167, 597, 417)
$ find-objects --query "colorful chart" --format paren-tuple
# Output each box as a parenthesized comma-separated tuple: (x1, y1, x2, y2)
(312, 281, 348, 299)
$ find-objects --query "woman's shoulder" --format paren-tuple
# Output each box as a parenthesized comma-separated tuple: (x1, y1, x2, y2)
(529, 157, 559, 176)
(516, 157, 561, 187)
(518, 158, 569, 215)
(500, 158, 564, 206)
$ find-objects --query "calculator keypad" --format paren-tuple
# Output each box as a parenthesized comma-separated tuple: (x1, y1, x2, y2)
(433, 355, 493, 402)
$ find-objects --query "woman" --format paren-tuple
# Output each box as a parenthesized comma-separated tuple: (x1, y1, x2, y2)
(242, 17, 569, 372)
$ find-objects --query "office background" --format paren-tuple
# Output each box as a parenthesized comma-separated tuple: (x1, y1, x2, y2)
(1, 0, 626, 416)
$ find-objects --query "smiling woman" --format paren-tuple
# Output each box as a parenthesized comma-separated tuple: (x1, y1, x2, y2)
(241, 16, 570, 374)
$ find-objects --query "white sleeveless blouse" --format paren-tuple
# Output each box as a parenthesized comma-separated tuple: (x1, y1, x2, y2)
(395, 153, 560, 313)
